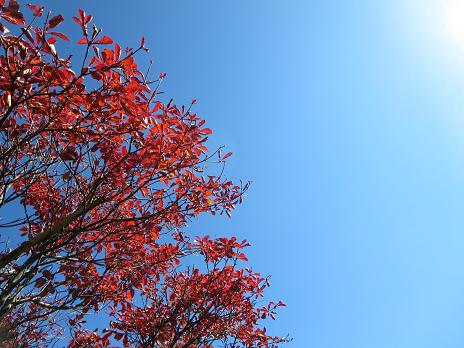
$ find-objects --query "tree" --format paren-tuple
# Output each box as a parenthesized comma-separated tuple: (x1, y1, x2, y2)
(0, 1, 286, 347)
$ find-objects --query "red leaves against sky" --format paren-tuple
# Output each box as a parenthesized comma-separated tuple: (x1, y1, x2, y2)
(0, 2, 286, 347)
(0, 1, 25, 26)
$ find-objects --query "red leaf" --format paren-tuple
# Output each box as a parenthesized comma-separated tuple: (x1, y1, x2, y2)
(94, 35, 113, 45)
(48, 14, 64, 29)
(77, 37, 88, 45)
(61, 147, 78, 161)
(200, 128, 212, 135)
(62, 172, 72, 182)
(222, 152, 232, 160)
(26, 3, 43, 17)
(35, 277, 47, 288)
(84, 14, 92, 25)
(0, 22, 9, 33)
(1, 0, 25, 25)
(45, 41, 56, 56)
(153, 101, 163, 112)
(114, 43, 121, 60)
(21, 28, 34, 42)
(50, 31, 70, 41)
(78, 8, 85, 22)
(7, 0, 19, 12)
(43, 270, 53, 279)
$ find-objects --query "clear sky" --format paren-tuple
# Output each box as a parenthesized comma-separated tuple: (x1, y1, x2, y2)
(38, 0, 464, 347)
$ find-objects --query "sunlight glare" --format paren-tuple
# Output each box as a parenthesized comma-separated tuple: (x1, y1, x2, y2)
(444, 0, 464, 52)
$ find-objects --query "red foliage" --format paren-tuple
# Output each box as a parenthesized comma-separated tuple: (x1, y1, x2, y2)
(0, 2, 286, 347)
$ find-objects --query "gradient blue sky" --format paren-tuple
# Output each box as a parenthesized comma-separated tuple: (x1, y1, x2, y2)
(39, 1, 464, 347)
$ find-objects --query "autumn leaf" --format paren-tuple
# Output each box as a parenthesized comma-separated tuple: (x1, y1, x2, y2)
(1, 0, 25, 25)
(50, 31, 70, 41)
(200, 128, 212, 134)
(48, 14, 64, 29)
(26, 3, 43, 17)
(94, 35, 113, 45)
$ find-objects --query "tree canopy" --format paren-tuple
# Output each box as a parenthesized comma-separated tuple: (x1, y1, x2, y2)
(0, 1, 285, 347)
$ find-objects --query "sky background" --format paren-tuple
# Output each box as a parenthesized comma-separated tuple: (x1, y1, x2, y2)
(37, 1, 464, 347)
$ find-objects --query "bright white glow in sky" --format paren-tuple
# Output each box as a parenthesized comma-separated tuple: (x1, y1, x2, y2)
(397, 0, 464, 133)
(443, 0, 464, 52)
(404, 0, 464, 57)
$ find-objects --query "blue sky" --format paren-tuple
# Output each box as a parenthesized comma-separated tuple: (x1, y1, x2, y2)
(39, 1, 464, 347)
